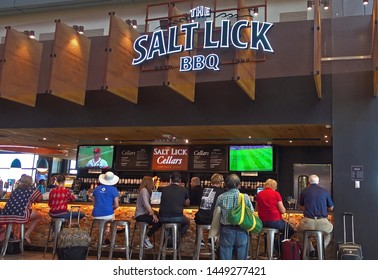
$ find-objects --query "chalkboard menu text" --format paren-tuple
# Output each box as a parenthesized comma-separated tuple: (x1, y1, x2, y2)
(115, 146, 151, 170)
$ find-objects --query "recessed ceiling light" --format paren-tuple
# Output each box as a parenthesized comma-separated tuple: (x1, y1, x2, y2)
(105, 137, 109, 141)
(324, 135, 328, 138)
(289, 140, 293, 143)
(42, 137, 47, 141)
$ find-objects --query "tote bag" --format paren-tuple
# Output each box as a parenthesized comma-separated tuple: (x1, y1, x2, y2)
(228, 193, 262, 233)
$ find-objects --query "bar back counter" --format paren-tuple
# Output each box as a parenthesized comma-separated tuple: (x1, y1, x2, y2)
(0, 200, 334, 259)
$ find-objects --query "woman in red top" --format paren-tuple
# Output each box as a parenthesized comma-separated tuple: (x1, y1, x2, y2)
(48, 174, 85, 221)
(256, 179, 294, 240)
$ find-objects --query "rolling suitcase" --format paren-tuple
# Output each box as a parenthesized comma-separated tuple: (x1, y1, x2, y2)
(337, 212, 363, 260)
(57, 227, 91, 260)
(281, 222, 301, 260)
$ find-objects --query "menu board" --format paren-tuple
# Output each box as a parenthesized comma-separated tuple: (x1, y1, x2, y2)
(115, 146, 151, 170)
(151, 146, 189, 171)
(189, 146, 227, 171)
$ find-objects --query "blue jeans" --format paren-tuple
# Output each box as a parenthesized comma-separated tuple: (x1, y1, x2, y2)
(50, 212, 85, 220)
(219, 225, 248, 260)
(159, 215, 190, 235)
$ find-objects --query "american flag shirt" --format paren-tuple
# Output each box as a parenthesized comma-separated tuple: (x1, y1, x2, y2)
(0, 187, 42, 224)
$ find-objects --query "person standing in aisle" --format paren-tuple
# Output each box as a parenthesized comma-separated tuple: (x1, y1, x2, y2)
(297, 174, 334, 255)
(135, 176, 161, 249)
(86, 147, 109, 168)
(92, 171, 119, 243)
(189, 176, 203, 206)
(214, 174, 253, 260)
(159, 172, 190, 236)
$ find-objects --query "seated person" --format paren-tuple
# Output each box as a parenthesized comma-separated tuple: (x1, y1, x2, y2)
(256, 179, 294, 246)
(189, 177, 203, 206)
(0, 174, 43, 245)
(134, 176, 161, 249)
(48, 174, 85, 221)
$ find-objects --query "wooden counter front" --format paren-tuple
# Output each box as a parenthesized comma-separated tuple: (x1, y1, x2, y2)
(0, 201, 333, 258)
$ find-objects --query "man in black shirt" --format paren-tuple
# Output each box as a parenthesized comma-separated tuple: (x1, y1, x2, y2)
(194, 173, 225, 225)
(159, 172, 190, 235)
(189, 177, 203, 206)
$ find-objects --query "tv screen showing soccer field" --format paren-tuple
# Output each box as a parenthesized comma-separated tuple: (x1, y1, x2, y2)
(229, 145, 273, 172)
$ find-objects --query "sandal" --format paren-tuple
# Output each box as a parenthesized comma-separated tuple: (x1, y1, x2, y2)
(24, 235, 31, 245)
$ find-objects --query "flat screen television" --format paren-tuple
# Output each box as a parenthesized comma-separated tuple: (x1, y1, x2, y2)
(76, 145, 115, 169)
(229, 145, 274, 172)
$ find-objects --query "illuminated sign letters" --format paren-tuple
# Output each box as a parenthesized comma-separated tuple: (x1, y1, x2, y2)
(132, 6, 274, 72)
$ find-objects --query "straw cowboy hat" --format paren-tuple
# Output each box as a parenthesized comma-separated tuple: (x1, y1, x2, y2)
(99, 171, 119, 185)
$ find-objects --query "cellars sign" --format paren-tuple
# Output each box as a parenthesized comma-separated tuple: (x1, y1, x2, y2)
(132, 5, 274, 72)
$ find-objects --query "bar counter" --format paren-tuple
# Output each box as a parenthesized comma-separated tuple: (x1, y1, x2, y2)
(0, 200, 333, 258)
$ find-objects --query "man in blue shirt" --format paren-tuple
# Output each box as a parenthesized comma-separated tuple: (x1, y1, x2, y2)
(298, 174, 334, 255)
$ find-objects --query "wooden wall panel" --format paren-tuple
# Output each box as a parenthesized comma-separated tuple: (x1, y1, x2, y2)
(0, 28, 42, 107)
(234, 2, 256, 100)
(372, 0, 378, 96)
(165, 7, 196, 102)
(104, 14, 140, 104)
(48, 21, 91, 105)
(313, 0, 322, 99)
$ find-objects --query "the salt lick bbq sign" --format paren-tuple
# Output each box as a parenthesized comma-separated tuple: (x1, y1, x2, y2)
(132, 6, 274, 72)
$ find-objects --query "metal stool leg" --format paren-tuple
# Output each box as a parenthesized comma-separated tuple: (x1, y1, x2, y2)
(1, 224, 13, 257)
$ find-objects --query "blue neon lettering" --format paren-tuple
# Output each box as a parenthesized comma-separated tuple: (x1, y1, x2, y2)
(167, 26, 183, 54)
(220, 20, 230, 48)
(147, 30, 167, 60)
(250, 21, 274, 52)
(231, 20, 248, 49)
(132, 35, 149, 65)
(203, 21, 219, 49)
(180, 56, 192, 71)
(181, 22, 199, 51)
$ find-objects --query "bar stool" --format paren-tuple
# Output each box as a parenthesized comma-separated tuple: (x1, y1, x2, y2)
(108, 220, 130, 260)
(255, 227, 281, 260)
(43, 217, 67, 259)
(247, 232, 258, 260)
(158, 223, 181, 260)
(1, 223, 25, 257)
(303, 230, 325, 260)
(44, 206, 82, 259)
(130, 221, 155, 260)
(87, 219, 112, 260)
(193, 224, 215, 260)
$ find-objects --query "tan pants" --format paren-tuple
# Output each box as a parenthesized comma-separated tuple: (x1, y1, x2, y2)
(297, 217, 333, 250)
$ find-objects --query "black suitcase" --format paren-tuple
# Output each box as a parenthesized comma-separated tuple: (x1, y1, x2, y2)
(337, 212, 363, 260)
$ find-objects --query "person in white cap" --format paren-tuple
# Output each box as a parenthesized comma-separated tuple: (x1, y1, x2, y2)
(86, 147, 108, 168)
(92, 171, 119, 243)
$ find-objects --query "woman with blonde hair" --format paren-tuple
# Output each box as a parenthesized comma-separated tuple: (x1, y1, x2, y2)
(134, 176, 161, 248)
(0, 174, 43, 245)
(256, 179, 294, 247)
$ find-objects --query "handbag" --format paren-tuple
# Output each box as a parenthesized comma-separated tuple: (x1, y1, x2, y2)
(228, 193, 263, 233)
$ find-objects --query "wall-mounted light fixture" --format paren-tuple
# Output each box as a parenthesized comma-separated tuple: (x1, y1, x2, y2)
(307, 0, 330, 11)
(73, 25, 84, 34)
(23, 30, 35, 39)
(36, 158, 49, 173)
(363, 0, 369, 5)
(251, 7, 259, 17)
(125, 19, 137, 29)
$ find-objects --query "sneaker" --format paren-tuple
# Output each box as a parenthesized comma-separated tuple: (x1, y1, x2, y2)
(200, 239, 205, 246)
(144, 238, 153, 249)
